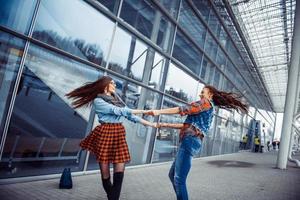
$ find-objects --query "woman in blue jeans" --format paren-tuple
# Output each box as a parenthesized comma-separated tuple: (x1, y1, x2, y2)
(149, 85, 248, 200)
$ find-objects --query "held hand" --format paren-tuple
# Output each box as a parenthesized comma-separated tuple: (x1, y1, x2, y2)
(150, 110, 160, 116)
(144, 110, 160, 116)
(149, 122, 159, 128)
(144, 110, 155, 116)
(156, 122, 163, 128)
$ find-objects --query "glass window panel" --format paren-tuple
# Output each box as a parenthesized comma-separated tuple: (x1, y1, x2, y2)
(156, 16, 175, 52)
(109, 27, 147, 82)
(97, 0, 119, 14)
(33, 0, 114, 65)
(205, 63, 215, 85)
(191, 0, 211, 22)
(225, 60, 239, 87)
(165, 63, 199, 102)
(158, 0, 180, 18)
(149, 52, 165, 91)
(249, 106, 256, 119)
(200, 57, 208, 80)
(172, 31, 202, 75)
(179, 0, 206, 48)
(208, 9, 221, 38)
(0, 32, 25, 142)
(204, 33, 217, 61)
(216, 49, 226, 67)
(0, 0, 36, 34)
(0, 44, 101, 178)
(211, 117, 225, 155)
(120, 0, 174, 52)
(213, 68, 220, 88)
(219, 26, 229, 48)
(152, 96, 185, 162)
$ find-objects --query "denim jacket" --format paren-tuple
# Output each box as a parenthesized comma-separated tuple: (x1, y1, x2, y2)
(179, 98, 214, 136)
(94, 97, 142, 123)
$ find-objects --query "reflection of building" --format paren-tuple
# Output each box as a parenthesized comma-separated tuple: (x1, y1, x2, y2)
(0, 0, 276, 182)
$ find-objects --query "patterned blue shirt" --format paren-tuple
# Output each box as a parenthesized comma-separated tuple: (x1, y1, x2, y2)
(93, 98, 142, 123)
(179, 98, 214, 135)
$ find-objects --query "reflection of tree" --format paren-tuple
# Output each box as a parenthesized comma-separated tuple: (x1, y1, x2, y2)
(165, 87, 188, 102)
(108, 62, 134, 79)
(33, 30, 104, 65)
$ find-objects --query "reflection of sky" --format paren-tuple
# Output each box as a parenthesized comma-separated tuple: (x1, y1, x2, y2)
(36, 0, 114, 56)
(110, 28, 131, 67)
(110, 27, 147, 80)
(131, 39, 147, 80)
(166, 63, 203, 100)
(150, 52, 164, 87)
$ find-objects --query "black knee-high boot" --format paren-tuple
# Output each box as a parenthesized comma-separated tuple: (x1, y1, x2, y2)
(111, 172, 124, 200)
(102, 177, 112, 199)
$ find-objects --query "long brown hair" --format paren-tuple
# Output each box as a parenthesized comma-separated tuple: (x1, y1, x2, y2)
(205, 85, 248, 114)
(66, 76, 112, 108)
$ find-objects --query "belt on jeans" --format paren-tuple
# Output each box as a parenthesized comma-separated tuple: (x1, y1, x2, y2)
(180, 124, 205, 141)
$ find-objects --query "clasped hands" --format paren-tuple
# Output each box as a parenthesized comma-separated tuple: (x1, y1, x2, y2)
(143, 109, 160, 116)
(142, 110, 164, 128)
(148, 122, 165, 128)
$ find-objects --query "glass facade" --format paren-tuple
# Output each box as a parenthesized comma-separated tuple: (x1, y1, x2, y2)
(0, 0, 276, 180)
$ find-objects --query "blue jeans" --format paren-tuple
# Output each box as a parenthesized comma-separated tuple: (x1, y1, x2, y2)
(169, 135, 202, 200)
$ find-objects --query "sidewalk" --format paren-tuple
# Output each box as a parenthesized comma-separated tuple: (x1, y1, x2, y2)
(0, 151, 299, 200)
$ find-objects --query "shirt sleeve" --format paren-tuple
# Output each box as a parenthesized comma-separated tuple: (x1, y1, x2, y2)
(94, 98, 132, 116)
(179, 98, 212, 116)
(124, 113, 142, 123)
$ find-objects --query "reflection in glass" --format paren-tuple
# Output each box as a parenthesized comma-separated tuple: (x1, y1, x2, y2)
(219, 27, 229, 48)
(158, 0, 180, 18)
(172, 31, 202, 75)
(152, 97, 185, 162)
(205, 63, 215, 85)
(200, 57, 208, 80)
(179, 0, 206, 48)
(0, 32, 25, 143)
(212, 67, 220, 88)
(0, 0, 36, 34)
(191, 0, 211, 22)
(0, 44, 101, 178)
(208, 9, 221, 38)
(109, 27, 148, 81)
(149, 52, 165, 91)
(33, 0, 114, 65)
(204, 33, 218, 61)
(120, 0, 174, 51)
(165, 63, 199, 102)
(216, 49, 226, 67)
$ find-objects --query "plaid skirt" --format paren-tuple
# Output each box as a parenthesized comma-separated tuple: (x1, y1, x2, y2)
(80, 123, 130, 164)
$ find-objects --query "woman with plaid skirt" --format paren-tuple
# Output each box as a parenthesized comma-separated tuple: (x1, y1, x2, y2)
(66, 76, 156, 200)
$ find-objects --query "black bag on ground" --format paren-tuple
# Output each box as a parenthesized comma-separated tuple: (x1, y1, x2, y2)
(59, 168, 73, 189)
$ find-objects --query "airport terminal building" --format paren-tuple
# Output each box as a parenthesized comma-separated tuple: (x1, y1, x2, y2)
(0, 0, 277, 181)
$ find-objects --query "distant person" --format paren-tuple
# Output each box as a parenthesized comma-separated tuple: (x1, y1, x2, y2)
(254, 135, 260, 152)
(146, 85, 248, 200)
(242, 134, 248, 150)
(66, 76, 156, 200)
(267, 141, 270, 151)
(272, 141, 277, 150)
(277, 141, 280, 149)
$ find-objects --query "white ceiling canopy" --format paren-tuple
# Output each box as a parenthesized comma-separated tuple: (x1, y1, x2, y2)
(229, 0, 296, 112)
